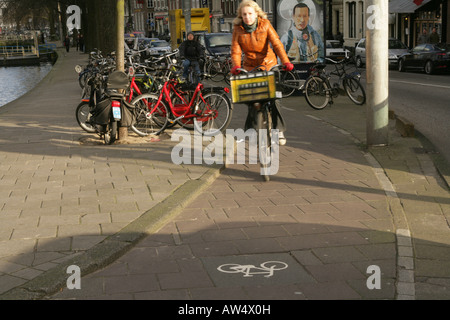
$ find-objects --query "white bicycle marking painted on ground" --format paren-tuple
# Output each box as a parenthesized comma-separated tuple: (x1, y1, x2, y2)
(217, 261, 288, 278)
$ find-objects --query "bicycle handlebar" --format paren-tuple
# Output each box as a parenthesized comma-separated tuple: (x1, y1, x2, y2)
(235, 64, 286, 74)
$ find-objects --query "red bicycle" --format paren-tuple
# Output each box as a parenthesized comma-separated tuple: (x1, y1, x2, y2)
(130, 68, 232, 137)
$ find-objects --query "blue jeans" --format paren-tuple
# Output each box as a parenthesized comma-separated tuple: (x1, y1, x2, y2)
(182, 59, 201, 79)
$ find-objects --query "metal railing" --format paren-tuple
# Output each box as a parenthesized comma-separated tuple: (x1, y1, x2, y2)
(0, 45, 38, 58)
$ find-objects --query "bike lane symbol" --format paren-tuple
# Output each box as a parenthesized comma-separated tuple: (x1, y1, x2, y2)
(217, 261, 288, 278)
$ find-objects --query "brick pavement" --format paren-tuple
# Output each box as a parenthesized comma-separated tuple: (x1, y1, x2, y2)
(1, 47, 449, 300)
(48, 94, 450, 300)
(0, 46, 218, 298)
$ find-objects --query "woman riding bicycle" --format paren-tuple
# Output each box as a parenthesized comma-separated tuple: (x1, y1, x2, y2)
(230, 0, 294, 145)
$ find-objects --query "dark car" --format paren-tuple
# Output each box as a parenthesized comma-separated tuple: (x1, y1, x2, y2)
(195, 32, 232, 56)
(398, 43, 450, 74)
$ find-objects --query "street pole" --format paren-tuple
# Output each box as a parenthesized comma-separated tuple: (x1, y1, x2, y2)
(116, 0, 125, 72)
(117, 0, 127, 140)
(183, 0, 192, 35)
(58, 1, 64, 45)
(365, 0, 389, 146)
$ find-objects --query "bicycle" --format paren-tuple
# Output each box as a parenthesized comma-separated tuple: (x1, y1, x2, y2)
(303, 57, 366, 110)
(207, 53, 232, 84)
(230, 65, 284, 182)
(76, 70, 136, 145)
(130, 60, 232, 137)
(274, 67, 306, 98)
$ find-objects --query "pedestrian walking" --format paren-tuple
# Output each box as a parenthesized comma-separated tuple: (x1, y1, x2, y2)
(64, 36, 70, 52)
(79, 34, 85, 53)
(76, 34, 80, 51)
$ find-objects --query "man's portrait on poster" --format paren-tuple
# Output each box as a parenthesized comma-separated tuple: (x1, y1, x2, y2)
(278, 0, 324, 64)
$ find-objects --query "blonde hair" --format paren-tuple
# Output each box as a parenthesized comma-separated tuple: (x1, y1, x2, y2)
(233, 0, 267, 25)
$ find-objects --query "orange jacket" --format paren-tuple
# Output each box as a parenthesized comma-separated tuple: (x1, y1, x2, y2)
(231, 18, 290, 71)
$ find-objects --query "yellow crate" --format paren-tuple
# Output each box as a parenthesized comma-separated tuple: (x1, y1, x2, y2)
(230, 71, 279, 103)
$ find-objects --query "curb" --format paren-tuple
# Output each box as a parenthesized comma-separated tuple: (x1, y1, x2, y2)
(0, 164, 224, 300)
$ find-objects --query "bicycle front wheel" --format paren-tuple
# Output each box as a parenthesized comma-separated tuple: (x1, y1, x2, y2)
(278, 71, 297, 98)
(344, 77, 366, 105)
(193, 92, 232, 136)
(256, 106, 272, 182)
(304, 76, 330, 110)
(130, 93, 169, 136)
(208, 61, 225, 82)
(76, 101, 97, 133)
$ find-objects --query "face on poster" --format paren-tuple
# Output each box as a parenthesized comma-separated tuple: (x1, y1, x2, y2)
(276, 0, 325, 63)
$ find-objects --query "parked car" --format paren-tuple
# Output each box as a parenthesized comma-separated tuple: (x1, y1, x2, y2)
(195, 32, 232, 56)
(398, 43, 450, 74)
(325, 40, 350, 61)
(147, 40, 171, 56)
(138, 38, 159, 48)
(355, 38, 409, 68)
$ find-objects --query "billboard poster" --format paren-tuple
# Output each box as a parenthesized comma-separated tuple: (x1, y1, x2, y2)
(274, 0, 325, 64)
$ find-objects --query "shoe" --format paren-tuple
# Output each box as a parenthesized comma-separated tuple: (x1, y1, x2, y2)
(279, 132, 286, 146)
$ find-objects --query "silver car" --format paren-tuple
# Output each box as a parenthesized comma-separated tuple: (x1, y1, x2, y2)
(148, 40, 171, 56)
(355, 38, 409, 68)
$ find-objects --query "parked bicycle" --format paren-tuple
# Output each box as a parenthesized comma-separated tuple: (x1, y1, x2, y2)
(207, 53, 232, 84)
(303, 56, 366, 110)
(130, 51, 232, 137)
(76, 70, 136, 145)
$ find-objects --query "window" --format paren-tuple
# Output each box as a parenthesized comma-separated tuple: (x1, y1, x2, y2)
(348, 2, 356, 38)
(413, 44, 425, 52)
(358, 39, 365, 49)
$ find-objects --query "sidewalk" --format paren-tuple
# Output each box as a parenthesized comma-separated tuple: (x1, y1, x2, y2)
(1, 47, 449, 300)
(0, 46, 220, 298)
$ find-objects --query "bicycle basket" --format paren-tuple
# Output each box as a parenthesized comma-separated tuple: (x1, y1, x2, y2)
(230, 71, 280, 104)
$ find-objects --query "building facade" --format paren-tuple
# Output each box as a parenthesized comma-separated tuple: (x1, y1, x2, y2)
(389, 0, 448, 47)
(126, 0, 448, 48)
(335, 0, 448, 49)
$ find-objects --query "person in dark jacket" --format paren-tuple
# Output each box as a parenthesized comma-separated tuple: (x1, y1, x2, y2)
(64, 36, 70, 52)
(178, 32, 205, 81)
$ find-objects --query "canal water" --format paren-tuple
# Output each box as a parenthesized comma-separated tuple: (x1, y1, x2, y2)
(0, 62, 54, 108)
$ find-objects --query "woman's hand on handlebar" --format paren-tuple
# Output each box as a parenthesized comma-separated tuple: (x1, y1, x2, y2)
(283, 62, 294, 72)
(231, 66, 242, 75)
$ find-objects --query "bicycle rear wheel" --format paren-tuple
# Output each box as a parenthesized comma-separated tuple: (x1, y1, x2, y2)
(255, 106, 272, 182)
(344, 77, 366, 105)
(193, 92, 232, 136)
(304, 76, 330, 110)
(130, 93, 169, 136)
(103, 121, 117, 145)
